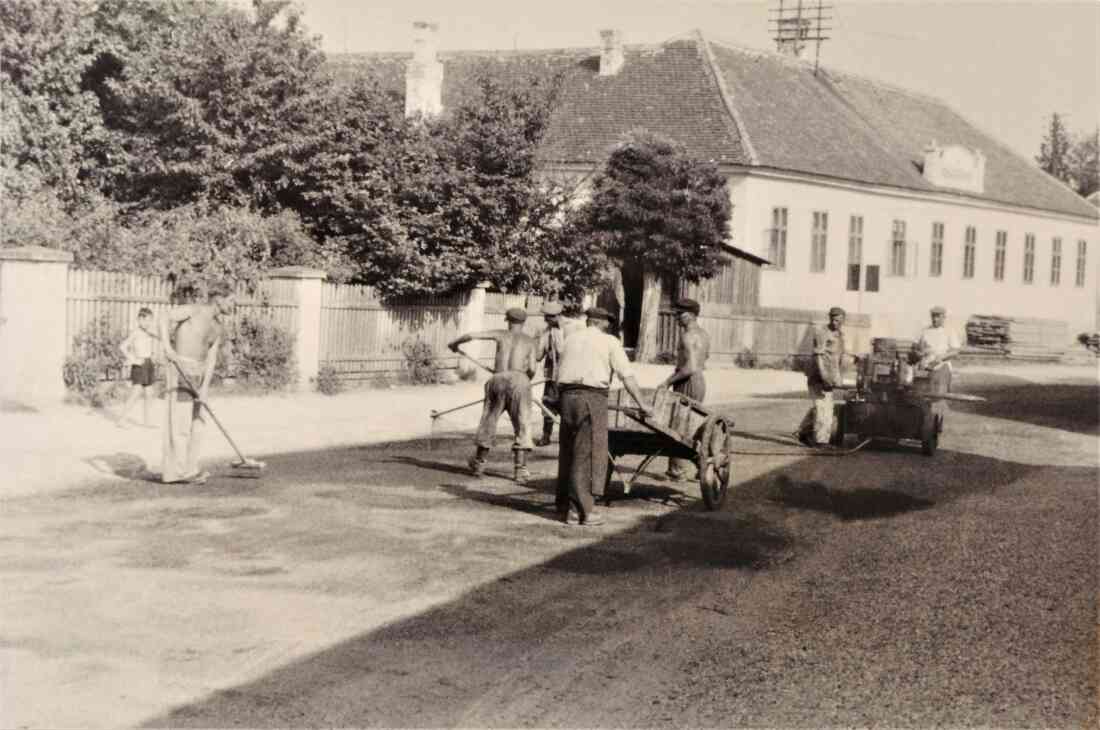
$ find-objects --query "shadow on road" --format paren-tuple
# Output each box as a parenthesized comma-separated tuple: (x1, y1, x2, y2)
(84, 452, 158, 482)
(948, 374, 1098, 435)
(128, 427, 1081, 728)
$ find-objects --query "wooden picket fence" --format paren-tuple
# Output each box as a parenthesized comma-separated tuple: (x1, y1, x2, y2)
(657, 305, 872, 365)
(318, 283, 467, 380)
(66, 269, 298, 379)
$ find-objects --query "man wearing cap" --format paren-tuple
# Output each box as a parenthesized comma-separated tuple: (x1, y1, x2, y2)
(914, 305, 961, 394)
(659, 297, 711, 481)
(448, 308, 538, 484)
(795, 306, 847, 447)
(555, 307, 655, 526)
(534, 301, 565, 446)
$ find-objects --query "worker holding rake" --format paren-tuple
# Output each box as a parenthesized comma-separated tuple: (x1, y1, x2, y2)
(448, 308, 538, 484)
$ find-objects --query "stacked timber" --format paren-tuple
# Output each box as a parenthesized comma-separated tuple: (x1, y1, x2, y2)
(964, 314, 1066, 361)
(965, 315, 1010, 352)
(1007, 317, 1067, 361)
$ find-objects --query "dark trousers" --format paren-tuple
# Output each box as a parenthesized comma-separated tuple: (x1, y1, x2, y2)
(556, 386, 609, 520)
(668, 372, 706, 478)
(542, 381, 561, 434)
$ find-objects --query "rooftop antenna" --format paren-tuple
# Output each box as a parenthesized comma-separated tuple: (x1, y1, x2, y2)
(770, 0, 832, 74)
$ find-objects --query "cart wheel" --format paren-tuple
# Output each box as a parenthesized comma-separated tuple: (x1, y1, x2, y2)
(921, 411, 939, 456)
(698, 415, 733, 510)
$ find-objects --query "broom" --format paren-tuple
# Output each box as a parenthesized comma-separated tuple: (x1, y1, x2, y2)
(171, 361, 267, 476)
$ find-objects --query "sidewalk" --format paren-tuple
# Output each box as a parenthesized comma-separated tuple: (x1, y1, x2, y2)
(0, 365, 808, 499)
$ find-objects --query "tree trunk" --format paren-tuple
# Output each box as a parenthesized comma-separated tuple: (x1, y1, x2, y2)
(635, 269, 663, 363)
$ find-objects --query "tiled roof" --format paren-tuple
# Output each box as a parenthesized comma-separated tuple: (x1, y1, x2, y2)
(330, 40, 747, 166)
(330, 35, 1097, 219)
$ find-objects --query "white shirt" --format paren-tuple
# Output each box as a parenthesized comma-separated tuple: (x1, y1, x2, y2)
(123, 327, 157, 363)
(917, 325, 961, 370)
(557, 326, 634, 389)
(917, 325, 961, 359)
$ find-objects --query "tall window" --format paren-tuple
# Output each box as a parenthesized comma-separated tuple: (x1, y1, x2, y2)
(890, 220, 906, 276)
(769, 207, 788, 270)
(930, 222, 944, 277)
(810, 211, 828, 272)
(962, 226, 976, 279)
(994, 230, 1006, 281)
(1077, 240, 1088, 287)
(1023, 234, 1035, 283)
(1050, 237, 1062, 285)
(847, 215, 863, 291)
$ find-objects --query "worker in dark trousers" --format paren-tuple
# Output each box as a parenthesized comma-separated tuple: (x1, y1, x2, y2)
(555, 307, 654, 527)
(534, 301, 565, 446)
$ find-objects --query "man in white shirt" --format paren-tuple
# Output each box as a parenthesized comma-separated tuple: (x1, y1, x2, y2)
(555, 307, 654, 527)
(915, 305, 961, 394)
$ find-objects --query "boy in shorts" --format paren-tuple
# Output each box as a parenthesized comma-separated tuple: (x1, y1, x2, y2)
(116, 307, 159, 428)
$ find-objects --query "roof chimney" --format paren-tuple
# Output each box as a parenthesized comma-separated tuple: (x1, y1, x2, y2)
(598, 29, 624, 76)
(405, 21, 442, 118)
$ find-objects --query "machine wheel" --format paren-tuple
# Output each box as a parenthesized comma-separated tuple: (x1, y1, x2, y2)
(920, 411, 939, 456)
(698, 415, 733, 510)
(830, 403, 847, 447)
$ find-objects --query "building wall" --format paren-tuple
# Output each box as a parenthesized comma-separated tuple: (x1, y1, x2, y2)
(728, 173, 1100, 342)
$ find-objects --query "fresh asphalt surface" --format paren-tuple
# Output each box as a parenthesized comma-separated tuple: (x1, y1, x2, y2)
(0, 370, 1096, 728)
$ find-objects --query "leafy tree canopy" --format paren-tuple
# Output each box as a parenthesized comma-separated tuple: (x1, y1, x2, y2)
(0, 0, 107, 201)
(581, 130, 731, 282)
(94, 0, 331, 211)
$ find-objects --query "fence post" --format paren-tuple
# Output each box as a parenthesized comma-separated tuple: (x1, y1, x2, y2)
(457, 281, 490, 378)
(265, 266, 326, 391)
(0, 246, 73, 405)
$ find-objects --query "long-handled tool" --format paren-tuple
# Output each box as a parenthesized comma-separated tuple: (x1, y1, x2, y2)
(451, 348, 560, 423)
(170, 360, 266, 476)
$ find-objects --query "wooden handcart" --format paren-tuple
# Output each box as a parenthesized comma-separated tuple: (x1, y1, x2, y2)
(606, 388, 735, 510)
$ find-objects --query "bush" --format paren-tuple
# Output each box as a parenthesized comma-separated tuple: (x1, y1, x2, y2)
(314, 363, 344, 395)
(217, 312, 297, 391)
(402, 337, 439, 385)
(62, 314, 127, 407)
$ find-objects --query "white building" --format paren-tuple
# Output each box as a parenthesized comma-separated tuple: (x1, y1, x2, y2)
(337, 27, 1099, 344)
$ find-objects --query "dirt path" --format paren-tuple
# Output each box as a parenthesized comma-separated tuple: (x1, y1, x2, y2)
(0, 370, 1096, 728)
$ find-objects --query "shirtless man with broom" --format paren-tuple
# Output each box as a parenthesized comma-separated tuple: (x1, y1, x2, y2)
(159, 282, 233, 484)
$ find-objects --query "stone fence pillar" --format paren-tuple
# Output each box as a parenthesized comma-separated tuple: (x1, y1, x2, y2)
(265, 266, 326, 391)
(457, 281, 490, 378)
(0, 246, 73, 405)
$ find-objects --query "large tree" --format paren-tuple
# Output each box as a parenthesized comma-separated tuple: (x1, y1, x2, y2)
(94, 0, 331, 211)
(297, 71, 585, 300)
(1037, 112, 1073, 185)
(0, 0, 107, 202)
(1068, 127, 1098, 198)
(579, 130, 731, 361)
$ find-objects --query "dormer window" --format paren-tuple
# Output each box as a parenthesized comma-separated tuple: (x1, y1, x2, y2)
(922, 141, 986, 194)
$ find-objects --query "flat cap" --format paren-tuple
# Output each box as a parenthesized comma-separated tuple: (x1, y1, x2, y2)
(674, 298, 701, 315)
(585, 306, 614, 322)
(541, 301, 563, 316)
(828, 306, 846, 317)
(505, 307, 527, 323)
(930, 305, 946, 315)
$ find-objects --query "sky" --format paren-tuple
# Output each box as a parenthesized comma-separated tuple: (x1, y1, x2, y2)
(284, 0, 1097, 162)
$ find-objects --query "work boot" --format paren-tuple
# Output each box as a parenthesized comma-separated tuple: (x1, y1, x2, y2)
(468, 446, 489, 477)
(513, 452, 531, 485)
(582, 508, 606, 527)
(535, 426, 554, 447)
